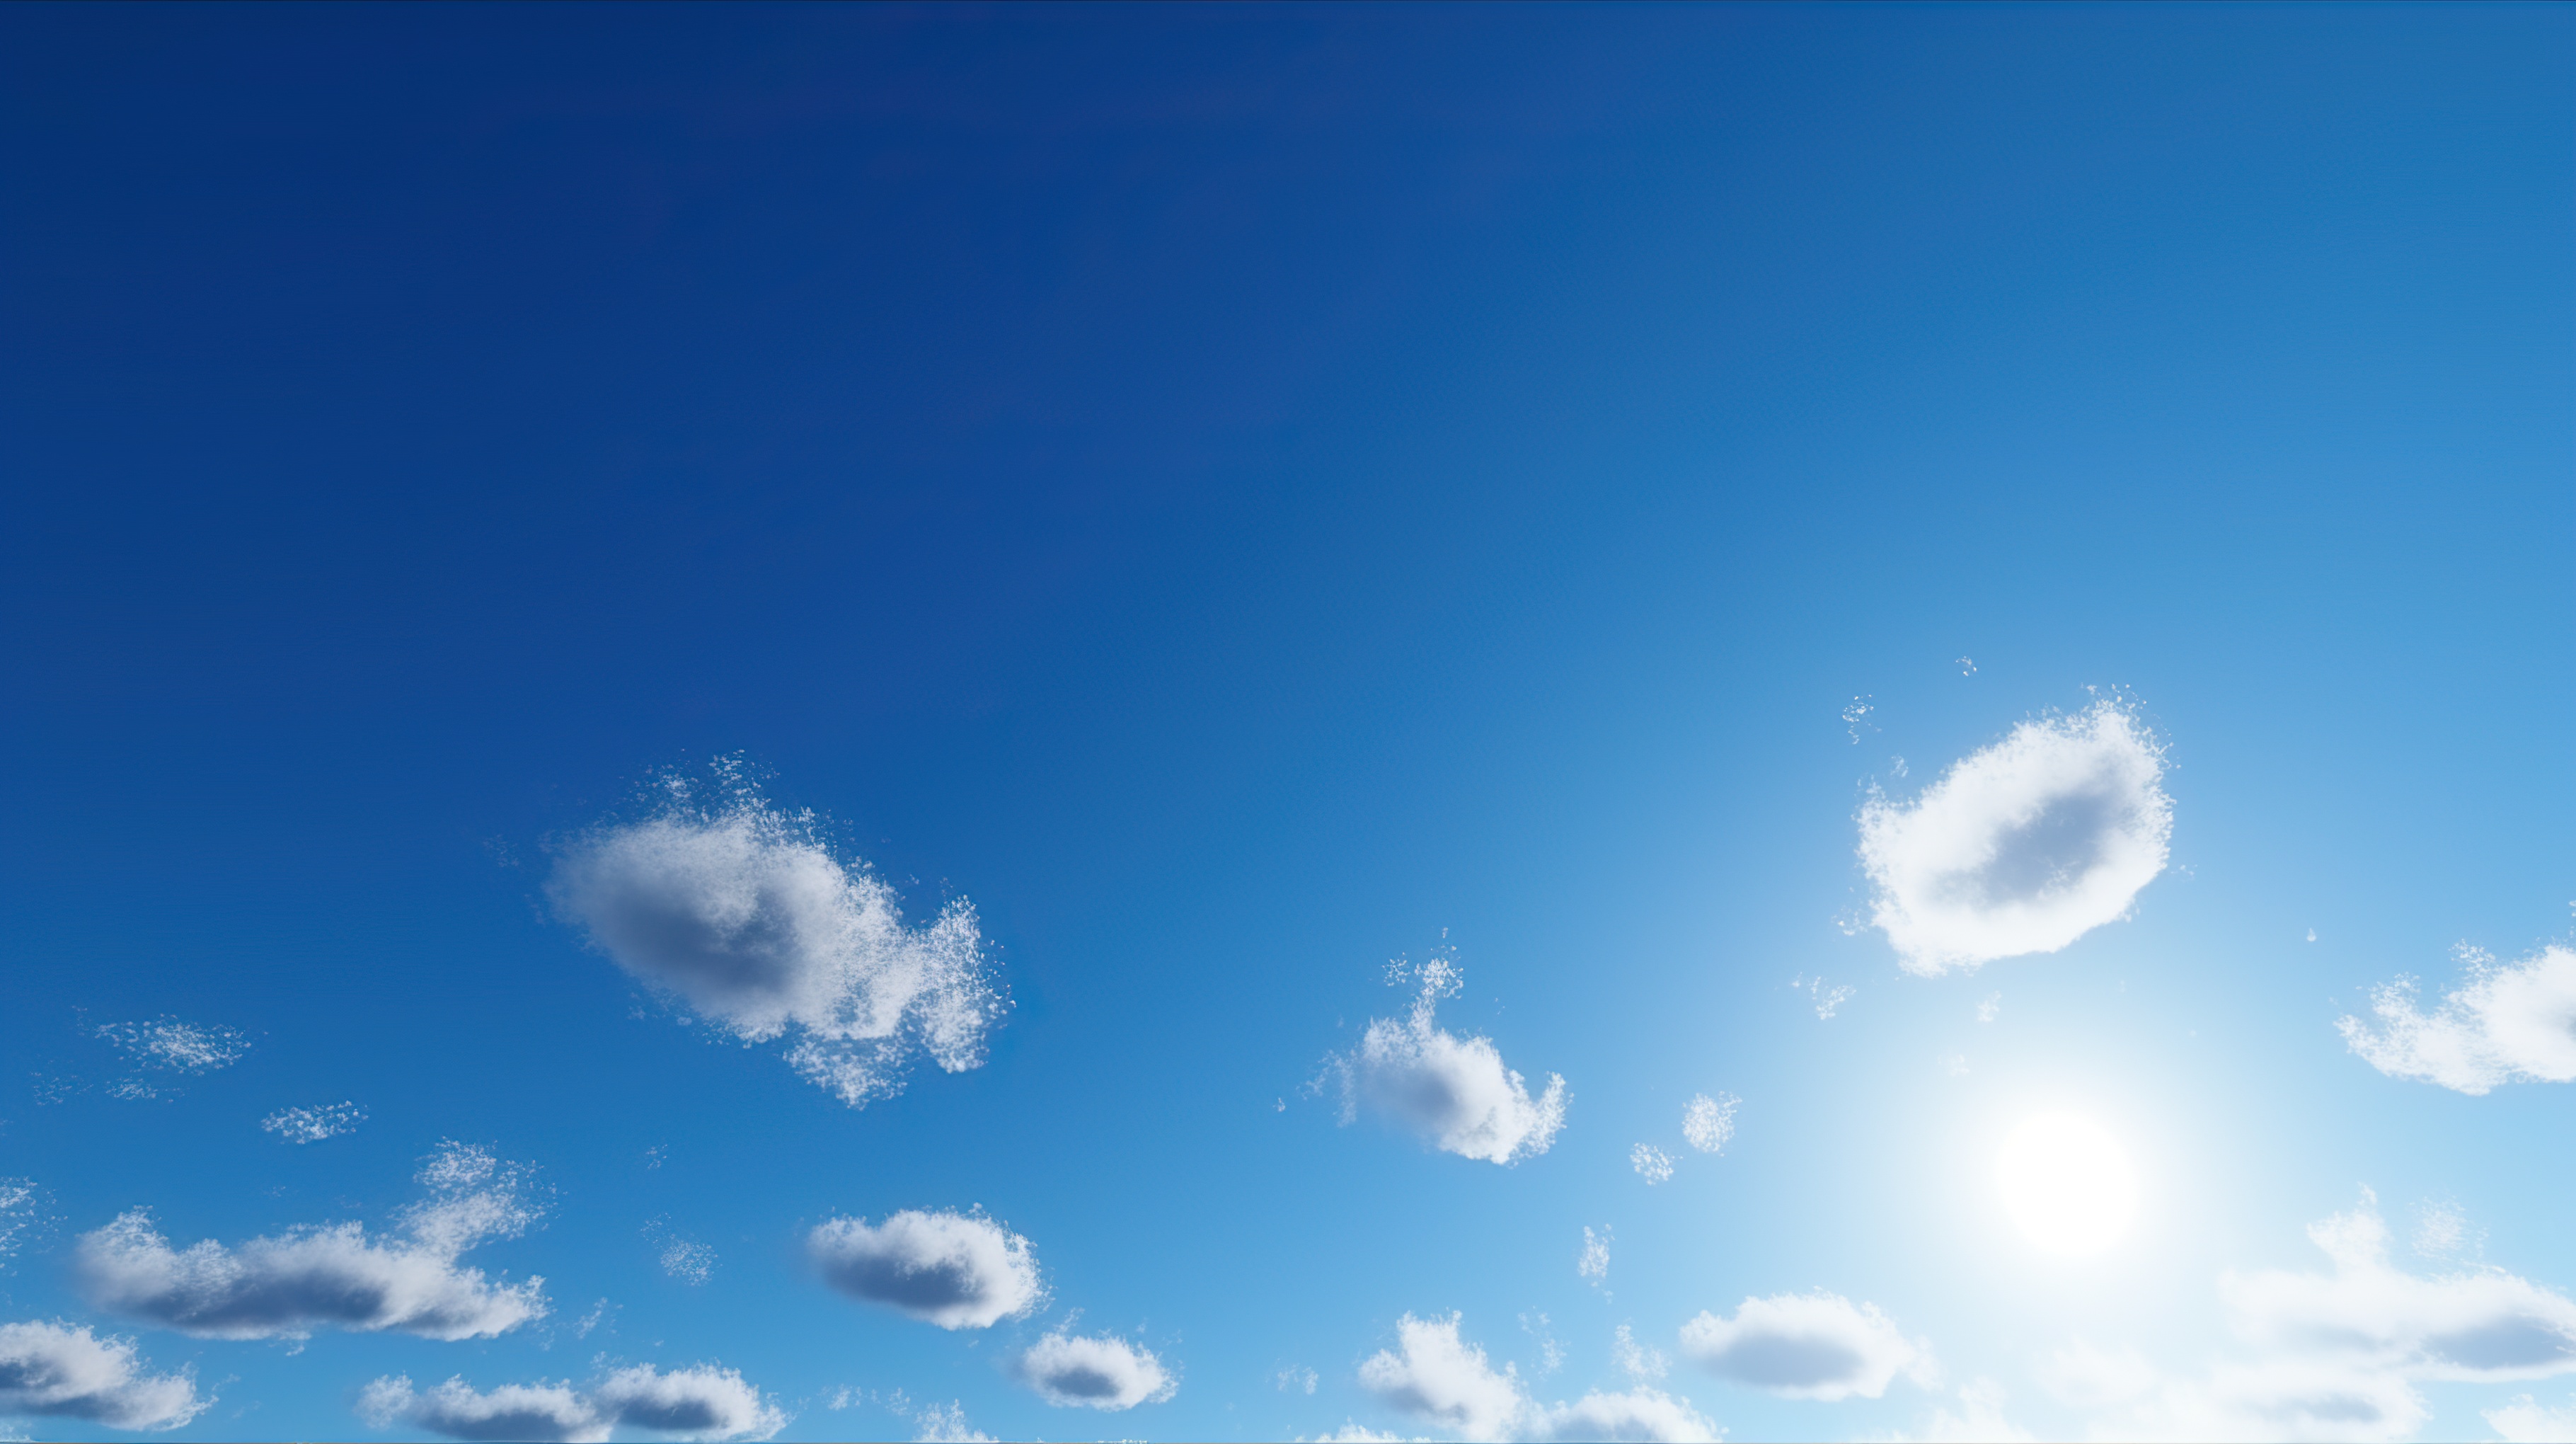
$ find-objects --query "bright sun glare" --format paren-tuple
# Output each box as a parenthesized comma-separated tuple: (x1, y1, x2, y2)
(1998, 1110, 2139, 1256)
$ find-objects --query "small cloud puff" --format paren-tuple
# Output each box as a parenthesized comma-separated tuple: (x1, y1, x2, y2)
(1679, 1292, 1928, 1402)
(2338, 944, 2576, 1094)
(1631, 1145, 1674, 1185)
(1858, 699, 2170, 974)
(1013, 1330, 1177, 1410)
(0, 1178, 45, 1266)
(548, 760, 1006, 1109)
(260, 1102, 366, 1144)
(1681, 1094, 1737, 1154)
(805, 1210, 1041, 1329)
(1330, 953, 1566, 1167)
(74, 1142, 546, 1341)
(0, 1319, 208, 1431)
(1358, 1312, 1720, 1443)
(359, 1363, 783, 1443)
(96, 1019, 250, 1074)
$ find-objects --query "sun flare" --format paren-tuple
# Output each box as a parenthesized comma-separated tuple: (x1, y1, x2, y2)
(1998, 1110, 2139, 1256)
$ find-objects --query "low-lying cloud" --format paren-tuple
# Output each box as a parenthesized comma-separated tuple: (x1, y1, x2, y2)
(805, 1209, 1041, 1329)
(359, 1363, 783, 1442)
(549, 760, 1006, 1108)
(1858, 699, 2171, 975)
(1357, 1312, 1720, 1443)
(1679, 1292, 1928, 1401)
(74, 1142, 546, 1341)
(1014, 1329, 1176, 1410)
(0, 1319, 208, 1431)
(2338, 944, 2576, 1094)
(1330, 955, 1567, 1167)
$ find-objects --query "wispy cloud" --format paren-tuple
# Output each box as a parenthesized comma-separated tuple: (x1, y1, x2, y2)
(1681, 1094, 1738, 1154)
(2338, 944, 2576, 1094)
(1858, 698, 2170, 975)
(548, 759, 1006, 1108)
(1328, 952, 1566, 1167)
(74, 1142, 547, 1341)
(805, 1209, 1042, 1329)
(358, 1363, 784, 1443)
(259, 1101, 365, 1144)
(1357, 1312, 1720, 1442)
(1013, 1329, 1177, 1410)
(0, 1319, 208, 1431)
(1678, 1292, 1931, 1401)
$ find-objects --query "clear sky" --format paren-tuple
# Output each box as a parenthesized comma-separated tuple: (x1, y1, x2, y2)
(1, 6, 2570, 1443)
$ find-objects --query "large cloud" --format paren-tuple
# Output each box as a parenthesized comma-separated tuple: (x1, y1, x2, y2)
(1013, 1329, 1177, 1410)
(548, 761, 1006, 1108)
(74, 1142, 546, 1341)
(1678, 1292, 1928, 1401)
(805, 1209, 1041, 1329)
(359, 1364, 783, 1442)
(1330, 956, 1567, 1166)
(1357, 1313, 1719, 1443)
(2338, 944, 2576, 1094)
(0, 1320, 207, 1431)
(1857, 699, 2171, 975)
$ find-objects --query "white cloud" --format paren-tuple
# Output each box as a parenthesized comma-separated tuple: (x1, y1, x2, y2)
(1877, 1379, 2032, 1442)
(548, 761, 1006, 1108)
(644, 1217, 715, 1285)
(1614, 1324, 1669, 1382)
(1678, 1293, 1928, 1401)
(2338, 944, 2576, 1094)
(1856, 699, 2171, 975)
(2488, 1393, 2576, 1442)
(1681, 1094, 1737, 1154)
(0, 1319, 208, 1431)
(96, 1019, 250, 1074)
(359, 1364, 783, 1443)
(1013, 1330, 1176, 1410)
(1280, 1366, 1320, 1395)
(0, 1179, 43, 1267)
(1329, 955, 1567, 1167)
(805, 1210, 1041, 1329)
(1357, 1312, 1720, 1443)
(910, 1400, 994, 1443)
(1631, 1145, 1675, 1185)
(260, 1102, 365, 1144)
(1580, 1228, 1611, 1290)
(74, 1142, 547, 1341)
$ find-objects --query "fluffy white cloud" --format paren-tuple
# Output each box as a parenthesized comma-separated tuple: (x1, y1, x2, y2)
(2338, 944, 2576, 1094)
(1856, 699, 2171, 975)
(1678, 1292, 1928, 1401)
(0, 1320, 207, 1431)
(260, 1101, 366, 1144)
(1357, 1313, 1719, 1443)
(805, 1209, 1041, 1329)
(1631, 1145, 1675, 1184)
(359, 1364, 783, 1442)
(74, 1142, 546, 1341)
(549, 762, 1005, 1108)
(1681, 1094, 1738, 1154)
(1330, 956, 1566, 1167)
(1013, 1330, 1177, 1410)
(2488, 1393, 2576, 1442)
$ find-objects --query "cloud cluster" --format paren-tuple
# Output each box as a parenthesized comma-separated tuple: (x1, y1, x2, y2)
(0, 1319, 207, 1431)
(1630, 1145, 1674, 1184)
(1330, 956, 1567, 1166)
(0, 1178, 43, 1266)
(1857, 699, 2171, 975)
(1681, 1094, 1737, 1154)
(96, 1019, 251, 1074)
(2488, 1393, 2576, 1442)
(2338, 944, 2576, 1094)
(74, 1142, 547, 1341)
(806, 1210, 1042, 1329)
(260, 1101, 366, 1144)
(1357, 1312, 1720, 1443)
(548, 761, 1006, 1108)
(1678, 1292, 1928, 1402)
(359, 1363, 783, 1443)
(1013, 1329, 1176, 1411)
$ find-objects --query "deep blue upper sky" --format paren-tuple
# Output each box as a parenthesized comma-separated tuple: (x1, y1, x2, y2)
(2, 6, 2569, 1443)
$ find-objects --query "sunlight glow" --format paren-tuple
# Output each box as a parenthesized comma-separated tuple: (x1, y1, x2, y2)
(1998, 1110, 2139, 1256)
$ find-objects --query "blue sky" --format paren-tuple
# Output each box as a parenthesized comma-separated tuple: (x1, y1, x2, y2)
(1, 5, 2570, 1442)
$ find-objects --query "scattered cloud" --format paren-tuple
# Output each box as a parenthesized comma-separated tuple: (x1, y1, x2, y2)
(1013, 1329, 1176, 1410)
(805, 1210, 1041, 1329)
(96, 1019, 250, 1075)
(1328, 952, 1567, 1167)
(74, 1142, 547, 1341)
(1977, 992, 2001, 1024)
(1520, 1312, 1565, 1376)
(359, 1363, 783, 1443)
(1579, 1228, 1610, 1290)
(1843, 696, 1877, 744)
(0, 1319, 208, 1431)
(1856, 698, 2171, 975)
(548, 760, 1006, 1109)
(0, 1179, 46, 1268)
(1524, 1388, 1722, 1443)
(1614, 1324, 1669, 1382)
(1678, 1292, 1929, 1401)
(260, 1102, 365, 1144)
(1875, 1378, 2032, 1442)
(1681, 1094, 1738, 1154)
(1279, 1366, 1320, 1395)
(2338, 944, 2576, 1094)
(910, 1400, 995, 1443)
(2488, 1393, 2576, 1442)
(643, 1217, 715, 1285)
(1358, 1313, 1719, 1442)
(1792, 975, 1855, 1020)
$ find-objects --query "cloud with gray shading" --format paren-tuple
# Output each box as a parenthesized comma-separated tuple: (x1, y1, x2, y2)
(358, 1363, 782, 1443)
(1858, 699, 2170, 975)
(0, 1319, 209, 1431)
(1329, 953, 1567, 1167)
(805, 1210, 1041, 1329)
(548, 760, 1006, 1109)
(2338, 944, 2576, 1094)
(74, 1142, 546, 1341)
(1679, 1292, 1928, 1401)
(1014, 1330, 1176, 1411)
(1356, 1312, 1720, 1443)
